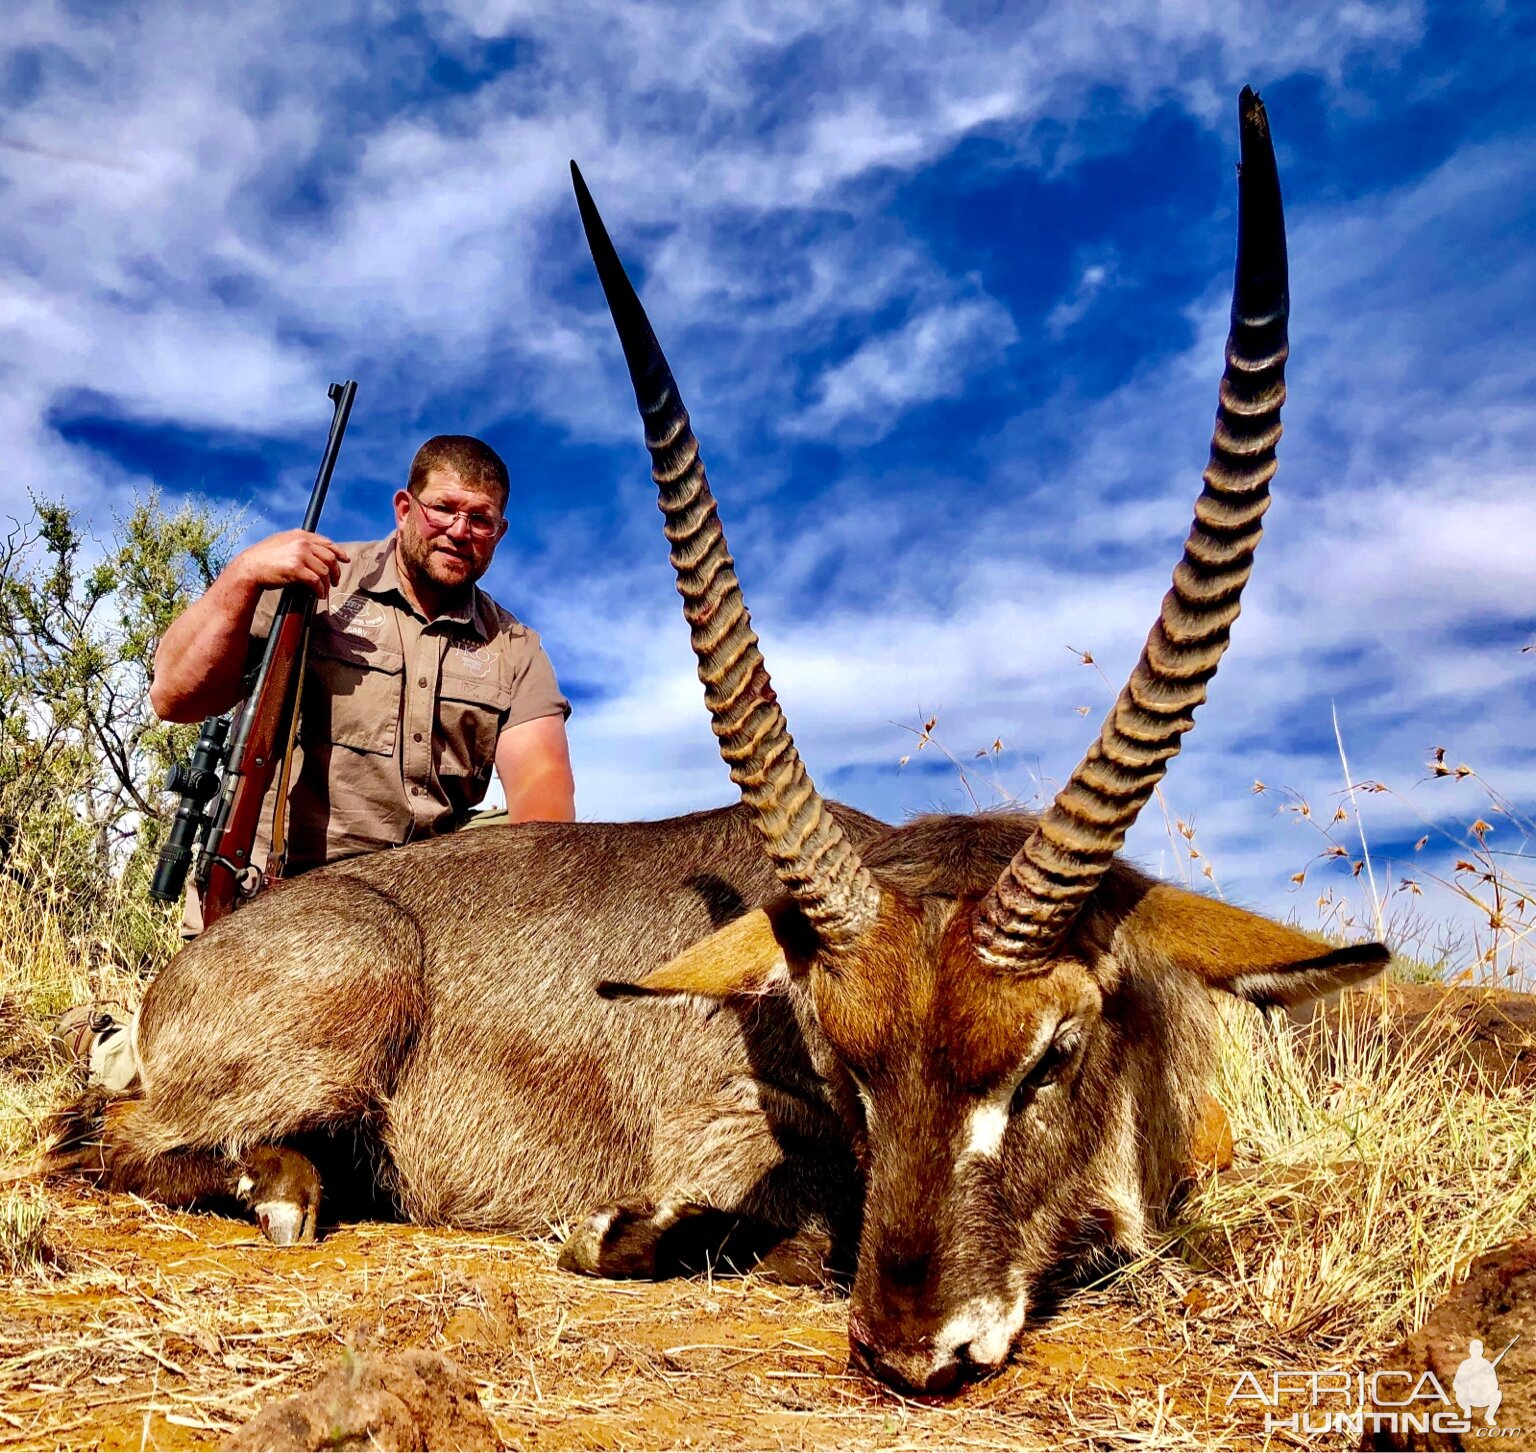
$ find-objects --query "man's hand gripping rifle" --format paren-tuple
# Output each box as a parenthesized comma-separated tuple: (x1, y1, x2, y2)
(150, 381, 357, 927)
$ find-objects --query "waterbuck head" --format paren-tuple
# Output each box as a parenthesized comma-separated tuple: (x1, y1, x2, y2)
(572, 88, 1388, 1396)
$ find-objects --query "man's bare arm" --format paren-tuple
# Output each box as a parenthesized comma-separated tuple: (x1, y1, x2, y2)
(150, 530, 350, 723)
(495, 714, 577, 823)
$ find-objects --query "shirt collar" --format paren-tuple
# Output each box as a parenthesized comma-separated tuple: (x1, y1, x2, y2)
(359, 533, 491, 639)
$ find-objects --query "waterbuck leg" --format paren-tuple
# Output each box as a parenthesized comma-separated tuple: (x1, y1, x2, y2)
(84, 1098, 323, 1245)
(561, 1078, 858, 1280)
(42, 1092, 239, 1205)
(69, 875, 426, 1242)
(560, 1199, 840, 1284)
(40, 1094, 324, 1246)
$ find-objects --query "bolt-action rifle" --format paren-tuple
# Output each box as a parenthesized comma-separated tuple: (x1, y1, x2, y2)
(149, 381, 357, 926)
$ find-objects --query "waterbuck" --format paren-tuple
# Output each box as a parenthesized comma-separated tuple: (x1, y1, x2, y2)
(40, 89, 1385, 1395)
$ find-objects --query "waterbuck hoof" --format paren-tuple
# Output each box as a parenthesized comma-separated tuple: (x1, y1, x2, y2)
(236, 1146, 321, 1246)
(255, 1200, 315, 1246)
(560, 1198, 824, 1281)
(559, 1199, 666, 1277)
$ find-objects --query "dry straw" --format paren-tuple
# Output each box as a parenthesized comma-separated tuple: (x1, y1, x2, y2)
(1164, 987, 1536, 1356)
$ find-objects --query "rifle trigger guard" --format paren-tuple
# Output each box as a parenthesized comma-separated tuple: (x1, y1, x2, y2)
(208, 857, 265, 900)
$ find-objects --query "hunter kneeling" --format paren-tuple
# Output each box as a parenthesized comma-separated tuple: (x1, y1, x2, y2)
(66, 433, 574, 1081)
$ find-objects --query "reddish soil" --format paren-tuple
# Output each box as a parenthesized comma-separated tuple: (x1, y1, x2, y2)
(0, 1184, 1322, 1451)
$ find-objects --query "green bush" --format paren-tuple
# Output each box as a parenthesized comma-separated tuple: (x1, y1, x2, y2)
(0, 490, 239, 978)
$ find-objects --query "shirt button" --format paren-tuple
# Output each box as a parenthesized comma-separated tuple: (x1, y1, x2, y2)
(413, 732, 423, 743)
(417, 676, 428, 688)
(410, 785, 421, 796)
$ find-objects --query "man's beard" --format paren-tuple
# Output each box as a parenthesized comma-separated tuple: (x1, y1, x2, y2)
(397, 523, 483, 607)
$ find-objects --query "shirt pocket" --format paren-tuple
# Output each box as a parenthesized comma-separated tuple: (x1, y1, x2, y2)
(437, 664, 514, 781)
(306, 627, 405, 757)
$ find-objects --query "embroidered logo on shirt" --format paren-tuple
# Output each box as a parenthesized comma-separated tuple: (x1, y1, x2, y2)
(331, 594, 388, 633)
(448, 642, 493, 678)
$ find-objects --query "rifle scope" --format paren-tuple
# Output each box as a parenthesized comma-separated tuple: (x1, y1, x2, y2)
(149, 715, 230, 903)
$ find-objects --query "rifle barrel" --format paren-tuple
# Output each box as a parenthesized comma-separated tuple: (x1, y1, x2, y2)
(301, 380, 357, 534)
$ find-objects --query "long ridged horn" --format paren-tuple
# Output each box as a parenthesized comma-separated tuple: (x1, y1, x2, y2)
(571, 162, 880, 947)
(974, 87, 1289, 969)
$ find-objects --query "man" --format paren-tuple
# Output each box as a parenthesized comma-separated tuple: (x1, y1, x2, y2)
(152, 433, 575, 875)
(62, 435, 574, 1081)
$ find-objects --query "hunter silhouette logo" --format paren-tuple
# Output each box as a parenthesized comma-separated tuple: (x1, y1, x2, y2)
(1455, 1337, 1518, 1426)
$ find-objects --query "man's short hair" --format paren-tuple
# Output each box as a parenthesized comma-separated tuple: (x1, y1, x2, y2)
(408, 436, 510, 508)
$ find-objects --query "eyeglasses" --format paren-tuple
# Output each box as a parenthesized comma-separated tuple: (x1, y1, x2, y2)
(411, 497, 504, 540)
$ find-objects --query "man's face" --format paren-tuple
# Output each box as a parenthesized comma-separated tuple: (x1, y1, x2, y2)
(393, 468, 509, 601)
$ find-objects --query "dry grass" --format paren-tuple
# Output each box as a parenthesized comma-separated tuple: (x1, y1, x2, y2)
(0, 843, 175, 1163)
(0, 1182, 1394, 1451)
(1147, 987, 1536, 1357)
(0, 1186, 60, 1277)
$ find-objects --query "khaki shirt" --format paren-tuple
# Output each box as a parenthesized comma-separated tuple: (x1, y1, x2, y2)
(248, 535, 569, 874)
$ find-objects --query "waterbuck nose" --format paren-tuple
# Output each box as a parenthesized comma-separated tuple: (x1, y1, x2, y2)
(848, 1327, 965, 1398)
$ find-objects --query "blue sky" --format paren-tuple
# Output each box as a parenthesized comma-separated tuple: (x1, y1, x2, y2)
(4, 1, 1533, 966)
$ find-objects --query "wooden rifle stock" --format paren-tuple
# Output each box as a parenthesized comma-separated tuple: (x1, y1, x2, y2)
(198, 598, 314, 924)
(196, 381, 356, 927)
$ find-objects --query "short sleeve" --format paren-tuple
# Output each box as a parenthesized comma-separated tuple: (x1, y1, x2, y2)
(240, 588, 283, 690)
(248, 588, 281, 644)
(504, 632, 572, 729)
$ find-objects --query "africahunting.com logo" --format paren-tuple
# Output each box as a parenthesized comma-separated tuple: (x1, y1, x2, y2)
(1226, 1336, 1521, 1439)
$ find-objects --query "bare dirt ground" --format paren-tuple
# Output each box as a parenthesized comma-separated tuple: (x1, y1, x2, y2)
(0, 1183, 1332, 1451)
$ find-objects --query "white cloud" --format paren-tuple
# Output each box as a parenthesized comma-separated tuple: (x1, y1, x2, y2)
(792, 298, 1018, 439)
(0, 0, 1435, 501)
(1046, 260, 1113, 337)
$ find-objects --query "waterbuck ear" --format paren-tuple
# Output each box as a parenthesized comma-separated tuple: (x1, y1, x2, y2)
(597, 908, 790, 1003)
(1119, 883, 1389, 1008)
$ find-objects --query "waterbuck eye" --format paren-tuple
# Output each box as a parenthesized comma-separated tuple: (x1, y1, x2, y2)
(1008, 1024, 1082, 1117)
